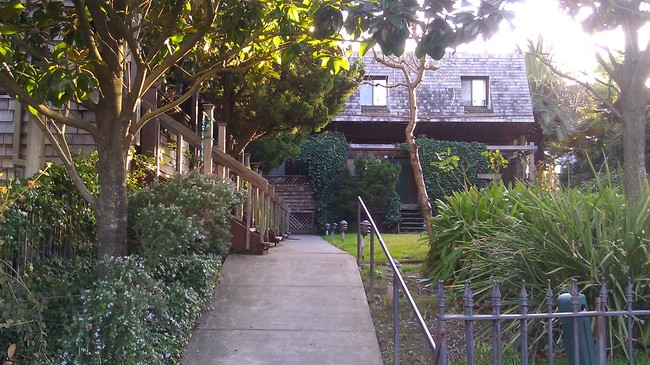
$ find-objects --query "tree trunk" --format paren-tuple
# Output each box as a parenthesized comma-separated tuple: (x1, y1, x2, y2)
(95, 138, 130, 259)
(405, 85, 434, 235)
(621, 93, 648, 205)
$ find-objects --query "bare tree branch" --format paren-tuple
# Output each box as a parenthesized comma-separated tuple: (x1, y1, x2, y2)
(144, 0, 188, 65)
(527, 47, 623, 120)
(32, 114, 97, 207)
(72, 0, 102, 62)
(0, 72, 99, 136)
(143, 0, 217, 92)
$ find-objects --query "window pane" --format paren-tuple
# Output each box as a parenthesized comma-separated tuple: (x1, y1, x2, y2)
(373, 78, 387, 106)
(461, 79, 472, 106)
(360, 83, 373, 105)
(472, 79, 487, 106)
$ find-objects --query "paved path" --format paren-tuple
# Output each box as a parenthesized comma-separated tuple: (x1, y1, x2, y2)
(181, 234, 383, 365)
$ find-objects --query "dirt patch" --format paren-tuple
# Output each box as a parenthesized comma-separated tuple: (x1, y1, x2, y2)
(361, 263, 465, 364)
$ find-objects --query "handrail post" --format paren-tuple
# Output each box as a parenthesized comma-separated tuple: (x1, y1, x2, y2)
(393, 259, 402, 365)
(202, 104, 214, 176)
(357, 201, 362, 266)
(369, 229, 375, 297)
(245, 186, 252, 250)
(216, 122, 227, 179)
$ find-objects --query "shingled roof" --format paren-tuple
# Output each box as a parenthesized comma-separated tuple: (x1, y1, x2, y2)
(329, 52, 538, 145)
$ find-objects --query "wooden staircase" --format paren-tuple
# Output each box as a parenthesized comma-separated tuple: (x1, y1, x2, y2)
(267, 176, 317, 233)
(398, 204, 425, 233)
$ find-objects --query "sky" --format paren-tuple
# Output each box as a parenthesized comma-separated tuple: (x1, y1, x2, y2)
(455, 0, 634, 75)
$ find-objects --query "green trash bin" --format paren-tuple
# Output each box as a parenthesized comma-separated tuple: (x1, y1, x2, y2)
(557, 293, 596, 365)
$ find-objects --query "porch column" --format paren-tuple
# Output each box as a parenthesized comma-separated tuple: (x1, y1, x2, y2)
(202, 103, 214, 176)
(217, 122, 227, 179)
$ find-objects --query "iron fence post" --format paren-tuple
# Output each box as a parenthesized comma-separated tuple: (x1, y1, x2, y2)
(437, 281, 448, 365)
(357, 203, 361, 266)
(464, 280, 475, 365)
(492, 281, 502, 365)
(393, 259, 401, 365)
(546, 281, 555, 365)
(520, 282, 529, 365)
(369, 229, 375, 297)
(596, 281, 607, 365)
(626, 278, 633, 365)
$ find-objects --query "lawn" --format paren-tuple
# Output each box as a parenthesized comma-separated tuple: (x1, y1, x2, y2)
(323, 233, 429, 263)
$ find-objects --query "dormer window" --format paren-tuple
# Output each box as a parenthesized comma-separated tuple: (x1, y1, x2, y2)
(360, 76, 388, 112)
(461, 77, 489, 110)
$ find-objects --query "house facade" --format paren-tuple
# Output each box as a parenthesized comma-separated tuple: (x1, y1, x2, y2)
(325, 52, 540, 205)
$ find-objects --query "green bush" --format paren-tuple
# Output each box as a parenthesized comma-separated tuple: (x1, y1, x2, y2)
(399, 138, 489, 207)
(296, 132, 349, 230)
(337, 156, 402, 231)
(1, 158, 98, 263)
(426, 182, 650, 355)
(55, 257, 161, 364)
(55, 255, 222, 364)
(128, 173, 241, 257)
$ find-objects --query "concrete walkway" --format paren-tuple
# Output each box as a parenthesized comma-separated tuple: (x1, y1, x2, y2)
(181, 234, 383, 365)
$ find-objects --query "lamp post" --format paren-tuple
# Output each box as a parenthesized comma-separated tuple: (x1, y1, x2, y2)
(331, 223, 337, 237)
(325, 223, 331, 236)
(358, 220, 371, 266)
(339, 220, 348, 241)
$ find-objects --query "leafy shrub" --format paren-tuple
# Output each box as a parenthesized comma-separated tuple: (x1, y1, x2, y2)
(1, 159, 97, 264)
(128, 173, 241, 257)
(55, 257, 161, 364)
(337, 156, 402, 231)
(56, 255, 222, 364)
(146, 255, 222, 302)
(0, 265, 49, 364)
(399, 138, 489, 207)
(426, 182, 650, 354)
(296, 132, 349, 229)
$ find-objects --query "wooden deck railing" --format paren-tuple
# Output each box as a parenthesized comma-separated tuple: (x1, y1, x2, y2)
(145, 96, 291, 253)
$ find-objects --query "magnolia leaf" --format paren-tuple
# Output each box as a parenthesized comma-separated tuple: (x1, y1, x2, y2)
(313, 5, 343, 40)
(0, 3, 24, 21)
(0, 23, 20, 35)
(359, 40, 376, 57)
(7, 343, 16, 359)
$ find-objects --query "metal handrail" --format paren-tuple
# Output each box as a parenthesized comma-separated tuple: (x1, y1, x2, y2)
(357, 196, 438, 365)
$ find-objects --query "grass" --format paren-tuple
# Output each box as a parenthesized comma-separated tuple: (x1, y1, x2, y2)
(323, 233, 429, 263)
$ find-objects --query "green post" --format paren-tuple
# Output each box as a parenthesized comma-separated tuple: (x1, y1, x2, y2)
(557, 293, 596, 365)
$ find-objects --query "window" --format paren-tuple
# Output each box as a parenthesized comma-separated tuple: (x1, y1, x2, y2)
(360, 76, 387, 106)
(461, 77, 489, 108)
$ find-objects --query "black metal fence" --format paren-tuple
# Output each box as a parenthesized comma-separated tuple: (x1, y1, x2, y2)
(437, 278, 650, 365)
(358, 196, 650, 365)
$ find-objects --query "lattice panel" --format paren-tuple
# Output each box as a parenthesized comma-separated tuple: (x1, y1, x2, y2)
(290, 212, 315, 232)
(267, 175, 309, 186)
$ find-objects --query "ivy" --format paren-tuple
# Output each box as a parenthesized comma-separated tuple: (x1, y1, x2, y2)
(337, 156, 402, 231)
(398, 138, 490, 208)
(296, 132, 349, 229)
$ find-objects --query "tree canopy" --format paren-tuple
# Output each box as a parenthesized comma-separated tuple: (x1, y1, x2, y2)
(0, 0, 513, 259)
(0, 0, 351, 260)
(205, 56, 363, 158)
(531, 0, 650, 202)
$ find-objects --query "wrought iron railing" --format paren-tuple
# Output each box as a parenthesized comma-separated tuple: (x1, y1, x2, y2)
(437, 278, 650, 365)
(358, 194, 650, 365)
(357, 196, 438, 365)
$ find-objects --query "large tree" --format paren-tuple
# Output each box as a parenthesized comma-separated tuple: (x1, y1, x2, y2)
(530, 0, 650, 203)
(330, 0, 508, 234)
(207, 56, 363, 158)
(0, 0, 349, 260)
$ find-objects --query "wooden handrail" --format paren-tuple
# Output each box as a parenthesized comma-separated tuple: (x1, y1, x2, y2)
(144, 97, 291, 250)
